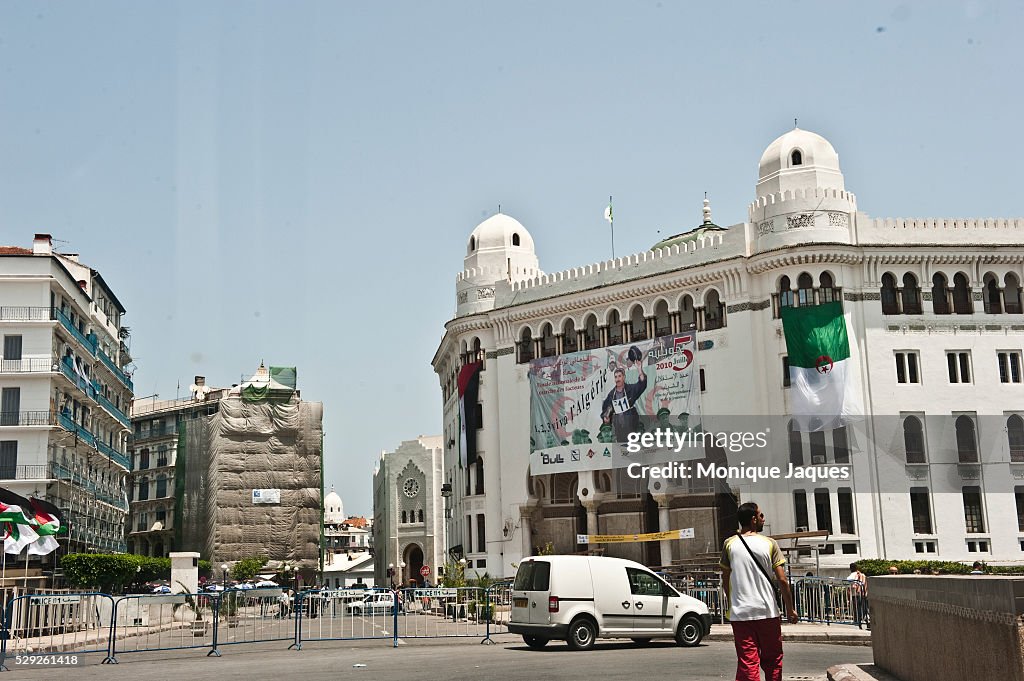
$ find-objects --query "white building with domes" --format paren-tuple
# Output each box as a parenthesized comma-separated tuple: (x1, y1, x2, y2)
(433, 127, 1024, 578)
(322, 485, 376, 588)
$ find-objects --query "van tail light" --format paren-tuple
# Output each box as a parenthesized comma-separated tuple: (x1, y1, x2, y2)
(548, 596, 559, 613)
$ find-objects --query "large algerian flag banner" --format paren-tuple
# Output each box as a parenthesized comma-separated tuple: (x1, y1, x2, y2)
(27, 497, 65, 556)
(781, 301, 862, 432)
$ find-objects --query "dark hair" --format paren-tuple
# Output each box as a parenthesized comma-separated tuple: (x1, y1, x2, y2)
(849, 562, 859, 571)
(737, 502, 759, 527)
(972, 561, 982, 569)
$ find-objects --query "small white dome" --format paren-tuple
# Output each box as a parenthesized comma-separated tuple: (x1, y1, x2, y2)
(324, 487, 344, 523)
(467, 213, 535, 254)
(758, 128, 841, 182)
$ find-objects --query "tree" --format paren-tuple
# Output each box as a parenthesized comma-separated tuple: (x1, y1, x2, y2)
(231, 557, 267, 582)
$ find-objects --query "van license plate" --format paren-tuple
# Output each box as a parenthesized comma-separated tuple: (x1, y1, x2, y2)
(513, 598, 528, 608)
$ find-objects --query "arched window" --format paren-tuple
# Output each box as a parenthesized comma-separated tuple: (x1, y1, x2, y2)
(797, 273, 814, 307)
(881, 273, 900, 315)
(679, 295, 696, 327)
(469, 236, 476, 252)
(788, 420, 804, 466)
(952, 273, 973, 314)
(156, 475, 167, 498)
(984, 274, 1002, 314)
(704, 290, 725, 330)
(583, 314, 600, 349)
(137, 477, 149, 501)
(562, 319, 578, 353)
(1005, 273, 1023, 314)
(820, 272, 839, 304)
(901, 273, 922, 314)
(418, 509, 424, 523)
(1008, 414, 1024, 463)
(779, 276, 794, 309)
(630, 306, 646, 340)
(955, 416, 978, 463)
(791, 149, 803, 166)
(540, 323, 556, 357)
(607, 309, 623, 345)
(512, 233, 520, 247)
(518, 327, 534, 363)
(402, 511, 407, 524)
(932, 273, 950, 315)
(903, 416, 926, 463)
(654, 300, 671, 337)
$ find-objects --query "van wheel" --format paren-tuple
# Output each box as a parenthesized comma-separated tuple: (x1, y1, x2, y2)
(675, 615, 704, 647)
(566, 618, 597, 651)
(630, 638, 652, 645)
(523, 635, 549, 649)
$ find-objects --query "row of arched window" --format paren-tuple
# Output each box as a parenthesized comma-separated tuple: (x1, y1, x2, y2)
(901, 414, 1024, 464)
(400, 509, 425, 524)
(881, 271, 1022, 316)
(516, 293, 725, 364)
(774, 272, 842, 318)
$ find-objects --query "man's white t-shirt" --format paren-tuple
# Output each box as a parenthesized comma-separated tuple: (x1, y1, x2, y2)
(720, 533, 785, 621)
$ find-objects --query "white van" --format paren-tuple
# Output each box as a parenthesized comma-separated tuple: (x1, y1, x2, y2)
(509, 555, 711, 650)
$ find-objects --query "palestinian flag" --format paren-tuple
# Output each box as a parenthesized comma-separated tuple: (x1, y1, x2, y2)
(0, 487, 40, 555)
(458, 361, 482, 468)
(27, 497, 65, 556)
(781, 301, 862, 432)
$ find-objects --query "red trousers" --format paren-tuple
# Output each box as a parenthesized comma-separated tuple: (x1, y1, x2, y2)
(730, 617, 783, 681)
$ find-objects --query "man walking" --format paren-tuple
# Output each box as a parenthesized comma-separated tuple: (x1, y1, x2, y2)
(720, 502, 798, 681)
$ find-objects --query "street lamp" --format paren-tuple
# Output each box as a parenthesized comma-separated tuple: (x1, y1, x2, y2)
(387, 562, 396, 589)
(399, 561, 406, 587)
(221, 563, 228, 590)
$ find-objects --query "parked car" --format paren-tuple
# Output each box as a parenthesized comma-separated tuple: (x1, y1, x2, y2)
(509, 555, 711, 651)
(151, 584, 171, 594)
(345, 592, 400, 615)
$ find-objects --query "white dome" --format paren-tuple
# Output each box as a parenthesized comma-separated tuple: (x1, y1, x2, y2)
(324, 488, 344, 523)
(467, 213, 535, 254)
(758, 128, 840, 181)
(755, 128, 846, 200)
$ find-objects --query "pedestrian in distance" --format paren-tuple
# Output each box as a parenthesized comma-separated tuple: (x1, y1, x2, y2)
(720, 502, 798, 681)
(969, 561, 985, 575)
(846, 563, 868, 630)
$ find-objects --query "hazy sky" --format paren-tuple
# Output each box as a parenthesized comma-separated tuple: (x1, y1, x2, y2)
(2, 2, 1021, 515)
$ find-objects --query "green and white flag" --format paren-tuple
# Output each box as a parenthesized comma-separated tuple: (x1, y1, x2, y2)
(781, 301, 862, 432)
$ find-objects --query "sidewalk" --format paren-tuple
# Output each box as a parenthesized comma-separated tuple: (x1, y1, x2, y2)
(709, 622, 871, 646)
(828, 663, 902, 681)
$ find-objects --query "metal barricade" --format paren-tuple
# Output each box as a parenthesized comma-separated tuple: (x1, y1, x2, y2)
(109, 591, 218, 660)
(294, 588, 398, 650)
(210, 588, 296, 650)
(0, 592, 116, 668)
(483, 581, 513, 643)
(791, 577, 861, 625)
(392, 587, 490, 641)
(682, 584, 725, 624)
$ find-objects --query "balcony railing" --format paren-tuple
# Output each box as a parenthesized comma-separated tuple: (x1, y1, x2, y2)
(98, 348, 133, 391)
(131, 425, 179, 441)
(54, 307, 98, 355)
(0, 306, 53, 322)
(0, 464, 52, 480)
(94, 389, 131, 428)
(57, 411, 96, 447)
(0, 357, 58, 373)
(0, 410, 56, 426)
(97, 440, 131, 469)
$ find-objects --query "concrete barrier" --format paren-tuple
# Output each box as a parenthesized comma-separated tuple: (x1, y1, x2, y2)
(869, 575, 1024, 681)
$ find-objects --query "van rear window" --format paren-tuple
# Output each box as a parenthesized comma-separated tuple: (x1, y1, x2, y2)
(513, 560, 550, 591)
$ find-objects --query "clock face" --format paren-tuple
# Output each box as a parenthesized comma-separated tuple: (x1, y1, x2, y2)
(403, 478, 420, 498)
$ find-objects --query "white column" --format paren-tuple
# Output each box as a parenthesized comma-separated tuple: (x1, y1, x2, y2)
(654, 494, 672, 567)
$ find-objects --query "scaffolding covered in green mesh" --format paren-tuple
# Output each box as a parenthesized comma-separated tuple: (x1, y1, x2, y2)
(240, 365, 297, 402)
(175, 395, 323, 568)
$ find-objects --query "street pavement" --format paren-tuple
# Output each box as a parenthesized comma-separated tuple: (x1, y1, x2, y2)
(8, 633, 874, 680)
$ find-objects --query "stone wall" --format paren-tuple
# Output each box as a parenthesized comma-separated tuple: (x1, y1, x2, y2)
(870, 575, 1024, 681)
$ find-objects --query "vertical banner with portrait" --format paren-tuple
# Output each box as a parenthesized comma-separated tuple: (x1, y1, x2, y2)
(528, 333, 703, 474)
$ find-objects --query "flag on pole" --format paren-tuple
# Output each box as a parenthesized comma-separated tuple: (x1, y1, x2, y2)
(27, 497, 66, 556)
(604, 202, 613, 223)
(781, 301, 862, 432)
(0, 487, 40, 555)
(458, 362, 483, 468)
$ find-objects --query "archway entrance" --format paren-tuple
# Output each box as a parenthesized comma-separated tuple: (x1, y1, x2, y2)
(403, 544, 424, 586)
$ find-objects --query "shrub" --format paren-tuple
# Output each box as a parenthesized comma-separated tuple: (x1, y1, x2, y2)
(231, 557, 267, 582)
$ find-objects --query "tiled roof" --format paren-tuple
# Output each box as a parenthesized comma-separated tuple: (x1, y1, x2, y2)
(0, 247, 32, 255)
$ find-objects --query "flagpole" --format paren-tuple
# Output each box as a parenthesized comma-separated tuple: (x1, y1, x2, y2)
(608, 195, 615, 259)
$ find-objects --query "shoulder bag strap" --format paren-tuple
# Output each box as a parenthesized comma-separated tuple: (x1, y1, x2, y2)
(736, 532, 779, 593)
